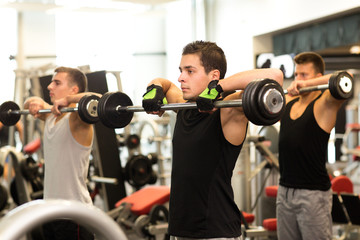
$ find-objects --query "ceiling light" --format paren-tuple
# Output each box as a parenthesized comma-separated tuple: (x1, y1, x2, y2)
(350, 45, 360, 54)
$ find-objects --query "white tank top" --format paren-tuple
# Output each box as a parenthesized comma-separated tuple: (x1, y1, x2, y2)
(43, 113, 93, 205)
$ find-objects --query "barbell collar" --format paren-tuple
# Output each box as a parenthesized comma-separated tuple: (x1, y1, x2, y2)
(338, 74, 353, 94)
(262, 88, 285, 114)
(116, 100, 244, 113)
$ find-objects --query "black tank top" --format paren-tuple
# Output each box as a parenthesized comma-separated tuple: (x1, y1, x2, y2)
(169, 108, 245, 238)
(279, 94, 331, 191)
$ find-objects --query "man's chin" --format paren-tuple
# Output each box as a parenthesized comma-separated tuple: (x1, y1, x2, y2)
(183, 96, 196, 102)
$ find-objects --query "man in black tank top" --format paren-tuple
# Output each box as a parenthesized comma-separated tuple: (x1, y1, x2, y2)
(142, 40, 284, 239)
(277, 52, 348, 240)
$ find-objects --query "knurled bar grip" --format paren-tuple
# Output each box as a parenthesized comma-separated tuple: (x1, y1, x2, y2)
(283, 84, 328, 95)
(116, 99, 243, 113)
(10, 107, 79, 115)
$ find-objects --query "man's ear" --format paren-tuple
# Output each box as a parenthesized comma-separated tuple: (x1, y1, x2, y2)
(316, 73, 323, 78)
(211, 69, 220, 80)
(71, 85, 79, 94)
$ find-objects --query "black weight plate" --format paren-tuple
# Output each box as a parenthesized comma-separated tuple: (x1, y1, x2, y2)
(0, 184, 8, 211)
(147, 152, 158, 164)
(149, 204, 169, 224)
(243, 80, 274, 125)
(329, 71, 354, 100)
(244, 79, 285, 126)
(125, 155, 152, 188)
(148, 171, 158, 185)
(251, 80, 276, 125)
(130, 156, 152, 187)
(10, 178, 19, 206)
(97, 92, 134, 128)
(126, 134, 140, 149)
(0, 101, 21, 126)
(78, 94, 100, 124)
(257, 79, 285, 121)
(20, 157, 39, 182)
(242, 80, 261, 125)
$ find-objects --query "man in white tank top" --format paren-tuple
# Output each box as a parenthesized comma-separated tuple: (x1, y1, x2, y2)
(24, 66, 101, 240)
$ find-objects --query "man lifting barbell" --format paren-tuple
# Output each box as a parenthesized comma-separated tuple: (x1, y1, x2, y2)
(0, 95, 99, 126)
(24, 66, 101, 240)
(140, 40, 284, 240)
(277, 52, 352, 240)
(94, 67, 352, 129)
(96, 79, 285, 128)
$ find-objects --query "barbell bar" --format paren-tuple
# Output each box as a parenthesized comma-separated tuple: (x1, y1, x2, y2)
(283, 70, 353, 99)
(97, 78, 286, 128)
(0, 94, 100, 126)
(117, 98, 256, 112)
(97, 71, 353, 128)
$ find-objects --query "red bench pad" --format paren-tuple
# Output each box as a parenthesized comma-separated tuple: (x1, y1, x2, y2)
(23, 138, 41, 155)
(242, 211, 255, 224)
(265, 185, 278, 198)
(115, 186, 170, 215)
(263, 218, 277, 231)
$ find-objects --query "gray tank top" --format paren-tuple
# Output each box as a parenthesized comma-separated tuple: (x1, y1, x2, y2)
(43, 113, 93, 205)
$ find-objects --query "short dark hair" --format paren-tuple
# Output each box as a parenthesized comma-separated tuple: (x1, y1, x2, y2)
(294, 52, 325, 75)
(182, 40, 227, 79)
(54, 66, 87, 93)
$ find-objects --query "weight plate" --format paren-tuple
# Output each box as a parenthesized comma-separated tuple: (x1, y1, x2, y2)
(149, 204, 169, 224)
(251, 80, 275, 125)
(148, 171, 158, 185)
(10, 178, 19, 206)
(0, 184, 8, 211)
(20, 157, 39, 182)
(147, 152, 158, 164)
(329, 71, 354, 99)
(242, 80, 261, 125)
(97, 92, 134, 128)
(0, 101, 21, 126)
(243, 79, 285, 126)
(78, 94, 100, 124)
(134, 215, 150, 238)
(125, 154, 152, 188)
(125, 134, 140, 149)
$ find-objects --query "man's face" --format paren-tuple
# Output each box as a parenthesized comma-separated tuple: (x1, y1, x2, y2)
(294, 62, 320, 80)
(178, 54, 212, 101)
(47, 72, 76, 103)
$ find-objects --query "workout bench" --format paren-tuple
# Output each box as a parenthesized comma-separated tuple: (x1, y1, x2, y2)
(109, 186, 257, 239)
(238, 185, 278, 239)
(244, 185, 277, 238)
(331, 175, 357, 240)
(331, 193, 360, 240)
(108, 186, 170, 239)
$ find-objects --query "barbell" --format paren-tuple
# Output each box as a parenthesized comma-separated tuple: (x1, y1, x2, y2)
(96, 70, 354, 128)
(0, 70, 353, 128)
(283, 70, 353, 99)
(0, 94, 100, 126)
(97, 78, 286, 128)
